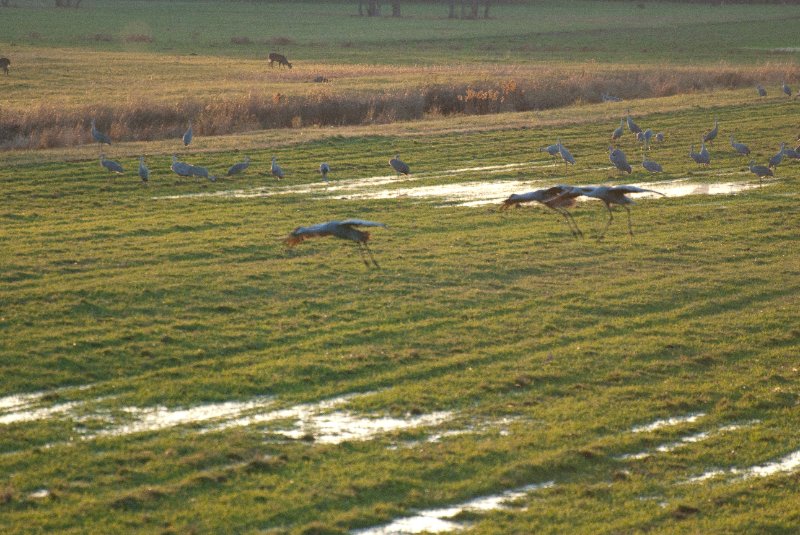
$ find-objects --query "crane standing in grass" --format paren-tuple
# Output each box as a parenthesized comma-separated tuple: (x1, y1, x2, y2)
(100, 154, 123, 174)
(138, 156, 150, 184)
(611, 119, 624, 141)
(560, 185, 665, 238)
(768, 143, 785, 169)
(271, 157, 285, 179)
(558, 139, 576, 172)
(320, 162, 331, 181)
(389, 154, 410, 177)
(703, 118, 719, 146)
(749, 160, 773, 185)
(183, 122, 193, 147)
(500, 185, 584, 239)
(609, 145, 632, 174)
(730, 134, 750, 156)
(226, 156, 250, 177)
(626, 110, 642, 135)
(171, 155, 193, 177)
(285, 219, 387, 268)
(91, 118, 111, 148)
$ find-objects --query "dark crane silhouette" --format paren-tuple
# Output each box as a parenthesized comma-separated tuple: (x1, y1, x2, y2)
(285, 219, 387, 268)
(91, 118, 111, 148)
(500, 185, 584, 239)
(389, 154, 410, 177)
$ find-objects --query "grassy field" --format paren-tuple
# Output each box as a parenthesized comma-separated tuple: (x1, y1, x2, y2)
(2, 1, 800, 534)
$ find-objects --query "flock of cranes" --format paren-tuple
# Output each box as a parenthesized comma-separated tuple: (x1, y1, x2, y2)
(85, 83, 798, 268)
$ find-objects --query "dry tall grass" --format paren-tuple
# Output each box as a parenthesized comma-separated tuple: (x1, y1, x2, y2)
(2, 63, 797, 150)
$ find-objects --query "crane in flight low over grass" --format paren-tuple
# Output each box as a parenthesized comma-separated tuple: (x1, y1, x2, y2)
(558, 185, 665, 238)
(389, 154, 410, 177)
(500, 185, 584, 239)
(285, 219, 387, 268)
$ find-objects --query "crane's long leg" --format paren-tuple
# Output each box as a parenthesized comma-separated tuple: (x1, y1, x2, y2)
(551, 207, 579, 239)
(625, 206, 634, 237)
(355, 243, 371, 268)
(598, 203, 614, 239)
(362, 242, 381, 269)
(561, 209, 583, 239)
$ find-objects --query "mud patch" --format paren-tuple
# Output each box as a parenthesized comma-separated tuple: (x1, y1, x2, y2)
(353, 481, 554, 534)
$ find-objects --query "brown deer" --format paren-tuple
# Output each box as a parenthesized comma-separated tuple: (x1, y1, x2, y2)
(0, 58, 10, 76)
(268, 52, 292, 69)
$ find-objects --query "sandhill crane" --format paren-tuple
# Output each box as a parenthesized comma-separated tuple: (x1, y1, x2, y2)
(703, 118, 719, 145)
(730, 134, 750, 156)
(389, 154, 410, 176)
(782, 146, 800, 160)
(138, 156, 150, 184)
(100, 154, 123, 174)
(500, 185, 584, 239)
(541, 143, 560, 159)
(171, 154, 194, 177)
(641, 155, 663, 173)
(189, 164, 216, 182)
(558, 139, 576, 171)
(226, 156, 250, 176)
(602, 93, 622, 102)
(271, 157, 284, 179)
(183, 122, 193, 146)
(655, 132, 664, 143)
(690, 141, 710, 166)
(782, 82, 792, 97)
(563, 185, 665, 238)
(611, 119, 624, 141)
(91, 118, 111, 147)
(626, 110, 642, 135)
(637, 128, 653, 150)
(757, 85, 767, 97)
(609, 145, 632, 174)
(749, 160, 773, 185)
(768, 143, 785, 169)
(320, 162, 331, 181)
(285, 219, 387, 268)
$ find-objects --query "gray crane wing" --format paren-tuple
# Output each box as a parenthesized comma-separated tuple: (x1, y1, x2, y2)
(338, 219, 388, 228)
(610, 185, 665, 196)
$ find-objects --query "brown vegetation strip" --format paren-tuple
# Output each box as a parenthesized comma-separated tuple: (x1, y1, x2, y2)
(2, 63, 798, 150)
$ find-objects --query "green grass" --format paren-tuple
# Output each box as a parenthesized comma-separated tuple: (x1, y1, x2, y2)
(1, 87, 799, 533)
(2, 0, 800, 64)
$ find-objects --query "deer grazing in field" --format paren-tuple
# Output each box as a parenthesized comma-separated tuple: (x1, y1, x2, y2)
(268, 52, 292, 69)
(0, 58, 9, 76)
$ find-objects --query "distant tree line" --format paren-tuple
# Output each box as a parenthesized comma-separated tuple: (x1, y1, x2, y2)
(358, 0, 493, 18)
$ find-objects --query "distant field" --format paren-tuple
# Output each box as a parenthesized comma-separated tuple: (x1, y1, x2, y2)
(2, 0, 800, 64)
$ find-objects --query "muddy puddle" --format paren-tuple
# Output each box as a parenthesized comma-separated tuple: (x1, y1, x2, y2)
(352, 481, 554, 534)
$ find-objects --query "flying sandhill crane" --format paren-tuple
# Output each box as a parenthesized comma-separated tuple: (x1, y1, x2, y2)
(748, 160, 773, 185)
(768, 143, 785, 169)
(703, 118, 719, 145)
(183, 122, 193, 147)
(320, 162, 331, 181)
(171, 154, 194, 177)
(226, 156, 250, 176)
(609, 145, 632, 174)
(91, 118, 111, 148)
(557, 139, 576, 171)
(757, 85, 767, 97)
(389, 154, 410, 176)
(138, 156, 150, 184)
(641, 155, 663, 173)
(729, 134, 750, 156)
(611, 119, 624, 141)
(562, 185, 665, 238)
(782, 82, 792, 97)
(626, 110, 642, 135)
(100, 154, 123, 174)
(500, 185, 584, 239)
(285, 219, 387, 268)
(271, 157, 284, 179)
